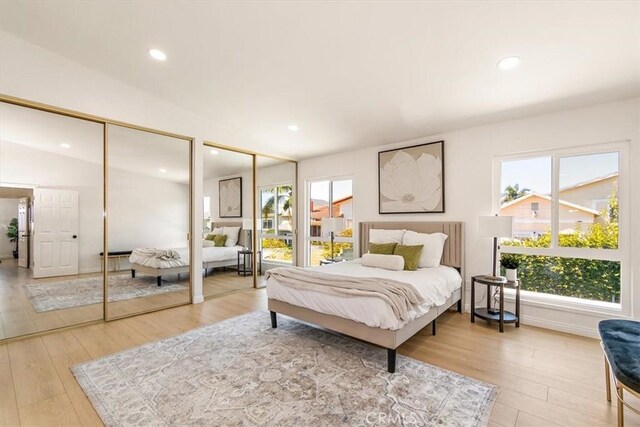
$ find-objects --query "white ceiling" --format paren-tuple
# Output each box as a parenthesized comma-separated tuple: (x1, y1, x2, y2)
(1, 1, 638, 159)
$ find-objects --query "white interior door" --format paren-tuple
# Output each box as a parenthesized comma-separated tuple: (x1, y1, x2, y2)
(33, 189, 79, 278)
(17, 197, 29, 268)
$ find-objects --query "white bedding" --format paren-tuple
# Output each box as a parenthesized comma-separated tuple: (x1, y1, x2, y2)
(130, 246, 243, 269)
(266, 259, 462, 330)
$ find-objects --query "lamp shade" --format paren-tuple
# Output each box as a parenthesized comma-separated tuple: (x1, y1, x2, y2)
(321, 217, 346, 234)
(242, 218, 253, 230)
(478, 216, 513, 238)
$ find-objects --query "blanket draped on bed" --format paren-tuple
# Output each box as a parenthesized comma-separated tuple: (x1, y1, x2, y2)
(265, 267, 425, 321)
(131, 248, 181, 260)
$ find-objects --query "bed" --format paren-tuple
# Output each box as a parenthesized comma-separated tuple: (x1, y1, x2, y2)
(129, 221, 248, 286)
(267, 221, 464, 373)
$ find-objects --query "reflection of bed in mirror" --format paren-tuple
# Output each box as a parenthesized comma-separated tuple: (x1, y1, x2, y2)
(129, 222, 248, 286)
(267, 221, 464, 373)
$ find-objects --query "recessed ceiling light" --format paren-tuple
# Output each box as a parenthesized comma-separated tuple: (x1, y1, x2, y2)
(159, 168, 167, 173)
(288, 124, 299, 132)
(60, 143, 71, 149)
(210, 149, 219, 155)
(149, 49, 167, 61)
(498, 56, 521, 70)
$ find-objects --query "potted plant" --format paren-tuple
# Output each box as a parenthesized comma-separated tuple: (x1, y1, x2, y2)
(500, 253, 521, 282)
(6, 218, 19, 259)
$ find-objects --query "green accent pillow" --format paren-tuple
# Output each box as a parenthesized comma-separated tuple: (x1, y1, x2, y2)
(393, 244, 424, 271)
(369, 242, 397, 255)
(205, 234, 217, 241)
(213, 235, 227, 247)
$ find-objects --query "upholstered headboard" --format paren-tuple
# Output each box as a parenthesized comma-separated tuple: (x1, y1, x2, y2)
(358, 221, 464, 273)
(211, 221, 248, 247)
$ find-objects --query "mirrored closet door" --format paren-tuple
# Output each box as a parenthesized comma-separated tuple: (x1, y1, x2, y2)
(106, 124, 191, 319)
(256, 156, 297, 286)
(202, 146, 254, 298)
(0, 101, 104, 339)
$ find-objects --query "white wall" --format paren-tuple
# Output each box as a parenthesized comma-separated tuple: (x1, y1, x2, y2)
(297, 98, 639, 337)
(0, 198, 19, 259)
(0, 141, 189, 273)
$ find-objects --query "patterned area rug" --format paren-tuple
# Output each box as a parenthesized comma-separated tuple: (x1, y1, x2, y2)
(72, 312, 498, 426)
(25, 275, 186, 312)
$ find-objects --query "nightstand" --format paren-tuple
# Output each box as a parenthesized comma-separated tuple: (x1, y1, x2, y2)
(237, 250, 262, 276)
(470, 275, 520, 332)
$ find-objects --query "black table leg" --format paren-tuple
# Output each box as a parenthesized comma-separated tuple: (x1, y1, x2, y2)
(470, 277, 475, 323)
(499, 284, 504, 332)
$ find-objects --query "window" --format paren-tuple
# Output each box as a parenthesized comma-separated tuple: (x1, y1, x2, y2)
(497, 145, 626, 308)
(259, 185, 293, 264)
(306, 178, 354, 266)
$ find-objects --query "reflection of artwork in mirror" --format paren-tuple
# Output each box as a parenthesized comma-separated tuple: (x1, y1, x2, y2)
(219, 177, 242, 218)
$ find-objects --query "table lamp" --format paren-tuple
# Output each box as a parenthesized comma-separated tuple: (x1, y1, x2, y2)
(242, 217, 253, 250)
(321, 217, 346, 261)
(478, 215, 513, 280)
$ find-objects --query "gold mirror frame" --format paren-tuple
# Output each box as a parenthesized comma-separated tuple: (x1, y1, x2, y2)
(0, 93, 195, 341)
(203, 141, 298, 288)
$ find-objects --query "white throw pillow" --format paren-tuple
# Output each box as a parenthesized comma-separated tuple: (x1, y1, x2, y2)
(211, 227, 224, 235)
(203, 240, 216, 247)
(369, 229, 405, 244)
(222, 226, 241, 247)
(362, 253, 405, 271)
(402, 230, 448, 268)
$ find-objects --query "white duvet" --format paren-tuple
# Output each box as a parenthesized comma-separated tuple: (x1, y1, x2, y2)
(266, 259, 462, 330)
(129, 246, 243, 269)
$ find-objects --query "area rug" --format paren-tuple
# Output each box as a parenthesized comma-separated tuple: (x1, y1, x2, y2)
(24, 276, 186, 312)
(72, 311, 498, 426)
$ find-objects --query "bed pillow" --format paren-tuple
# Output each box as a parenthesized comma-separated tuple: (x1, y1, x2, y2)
(214, 235, 227, 247)
(222, 226, 241, 247)
(393, 244, 424, 271)
(362, 253, 404, 271)
(203, 240, 216, 247)
(402, 230, 448, 268)
(211, 227, 224, 235)
(368, 242, 397, 255)
(369, 229, 405, 244)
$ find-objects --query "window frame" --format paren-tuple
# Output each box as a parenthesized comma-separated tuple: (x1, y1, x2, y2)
(258, 182, 294, 265)
(493, 141, 630, 315)
(304, 175, 355, 267)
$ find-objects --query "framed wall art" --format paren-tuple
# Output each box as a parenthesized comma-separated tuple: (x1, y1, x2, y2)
(219, 177, 242, 218)
(378, 140, 444, 214)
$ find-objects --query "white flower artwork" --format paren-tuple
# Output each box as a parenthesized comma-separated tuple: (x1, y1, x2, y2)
(379, 141, 444, 213)
(219, 177, 242, 217)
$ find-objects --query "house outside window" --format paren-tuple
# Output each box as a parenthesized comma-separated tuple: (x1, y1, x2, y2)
(306, 178, 354, 266)
(496, 143, 628, 311)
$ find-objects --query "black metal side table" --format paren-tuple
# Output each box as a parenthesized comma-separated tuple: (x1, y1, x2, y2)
(237, 250, 262, 276)
(471, 275, 520, 332)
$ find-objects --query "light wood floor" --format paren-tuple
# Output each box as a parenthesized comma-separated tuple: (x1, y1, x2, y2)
(1, 288, 638, 426)
(0, 259, 254, 340)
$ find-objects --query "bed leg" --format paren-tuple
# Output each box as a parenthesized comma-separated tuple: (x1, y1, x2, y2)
(432, 319, 437, 335)
(270, 311, 277, 328)
(457, 299, 462, 313)
(131, 269, 136, 278)
(156, 276, 162, 286)
(387, 348, 396, 373)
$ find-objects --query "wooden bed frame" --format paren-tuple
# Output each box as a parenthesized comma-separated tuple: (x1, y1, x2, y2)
(130, 221, 248, 286)
(268, 221, 465, 373)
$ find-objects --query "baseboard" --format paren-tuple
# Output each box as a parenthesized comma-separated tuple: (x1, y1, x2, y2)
(192, 294, 204, 304)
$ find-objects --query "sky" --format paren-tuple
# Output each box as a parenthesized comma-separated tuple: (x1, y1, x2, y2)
(501, 152, 619, 194)
(310, 179, 352, 204)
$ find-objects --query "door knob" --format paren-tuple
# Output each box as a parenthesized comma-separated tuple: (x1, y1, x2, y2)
(72, 235, 78, 239)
